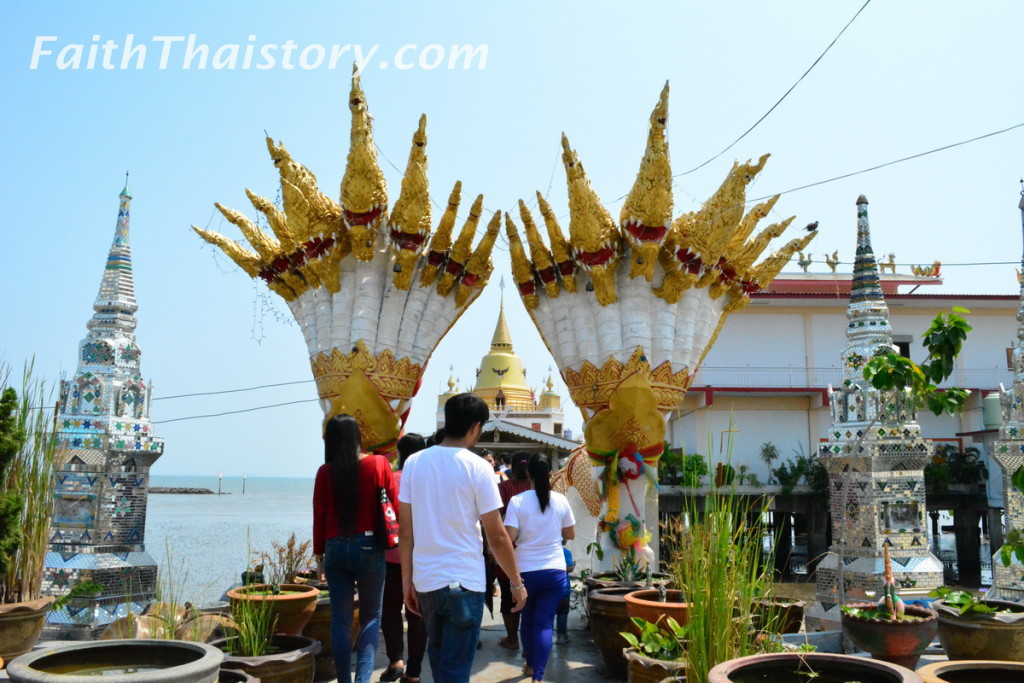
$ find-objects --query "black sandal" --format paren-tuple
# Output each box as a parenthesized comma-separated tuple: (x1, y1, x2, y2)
(380, 664, 405, 682)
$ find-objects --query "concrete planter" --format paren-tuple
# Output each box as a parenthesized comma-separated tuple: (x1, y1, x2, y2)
(583, 573, 672, 593)
(841, 603, 938, 669)
(213, 634, 319, 683)
(6, 639, 222, 682)
(0, 597, 55, 665)
(933, 598, 1024, 661)
(917, 659, 1024, 682)
(587, 587, 636, 678)
(622, 647, 687, 683)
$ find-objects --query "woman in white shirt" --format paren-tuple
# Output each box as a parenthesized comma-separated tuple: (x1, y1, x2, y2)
(503, 453, 575, 682)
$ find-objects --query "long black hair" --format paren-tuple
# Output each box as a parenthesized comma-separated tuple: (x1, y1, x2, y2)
(528, 453, 552, 513)
(324, 414, 362, 534)
(397, 433, 426, 470)
(509, 450, 531, 481)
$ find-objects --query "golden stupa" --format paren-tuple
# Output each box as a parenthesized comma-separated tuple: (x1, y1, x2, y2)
(472, 298, 536, 412)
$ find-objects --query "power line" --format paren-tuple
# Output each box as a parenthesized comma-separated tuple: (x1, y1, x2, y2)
(154, 379, 315, 402)
(154, 398, 321, 425)
(675, 0, 872, 177)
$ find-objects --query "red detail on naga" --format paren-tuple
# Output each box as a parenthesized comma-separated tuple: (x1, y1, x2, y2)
(624, 222, 668, 243)
(389, 229, 427, 252)
(343, 206, 383, 227)
(578, 247, 615, 267)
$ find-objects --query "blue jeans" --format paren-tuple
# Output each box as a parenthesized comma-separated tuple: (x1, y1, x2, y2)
(520, 569, 569, 680)
(324, 534, 386, 683)
(417, 584, 485, 683)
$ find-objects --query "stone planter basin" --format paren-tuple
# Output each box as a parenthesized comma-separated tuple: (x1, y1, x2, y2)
(6, 639, 223, 682)
(933, 598, 1024, 661)
(841, 603, 938, 669)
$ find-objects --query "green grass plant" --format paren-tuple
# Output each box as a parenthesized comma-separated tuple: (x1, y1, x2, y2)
(227, 590, 278, 657)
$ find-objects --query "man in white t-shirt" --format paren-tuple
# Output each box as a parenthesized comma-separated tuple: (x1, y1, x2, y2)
(399, 393, 527, 683)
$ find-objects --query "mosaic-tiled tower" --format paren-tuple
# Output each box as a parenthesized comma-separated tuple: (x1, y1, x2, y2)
(989, 189, 1024, 601)
(43, 182, 165, 639)
(806, 195, 941, 631)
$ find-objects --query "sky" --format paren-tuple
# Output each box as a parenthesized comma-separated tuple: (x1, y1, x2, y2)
(1, 1, 1021, 476)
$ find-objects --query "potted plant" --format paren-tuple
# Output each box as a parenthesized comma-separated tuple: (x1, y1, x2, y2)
(917, 659, 1024, 682)
(620, 616, 688, 683)
(928, 586, 1024, 661)
(624, 583, 688, 628)
(706, 652, 923, 682)
(0, 369, 60, 665)
(588, 586, 639, 678)
(214, 586, 320, 683)
(258, 533, 315, 586)
(583, 546, 671, 592)
(840, 547, 938, 669)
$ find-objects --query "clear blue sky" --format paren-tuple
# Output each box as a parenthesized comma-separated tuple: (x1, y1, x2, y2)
(2, 1, 1021, 475)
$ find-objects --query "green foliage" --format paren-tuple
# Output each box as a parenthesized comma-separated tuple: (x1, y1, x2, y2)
(0, 387, 27, 585)
(840, 603, 924, 622)
(928, 586, 1011, 616)
(924, 444, 988, 494)
(620, 616, 686, 662)
(759, 442, 780, 484)
(227, 592, 278, 657)
(770, 445, 828, 497)
(611, 547, 645, 582)
(862, 308, 972, 416)
(681, 453, 708, 487)
(659, 447, 709, 487)
(52, 580, 105, 611)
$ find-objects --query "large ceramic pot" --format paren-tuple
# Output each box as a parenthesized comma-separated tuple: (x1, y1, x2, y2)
(707, 652, 922, 683)
(0, 597, 54, 665)
(584, 573, 671, 593)
(622, 647, 687, 683)
(917, 659, 1024, 683)
(214, 634, 320, 683)
(301, 589, 359, 682)
(752, 598, 805, 635)
(933, 598, 1024, 661)
(6, 639, 223, 682)
(624, 589, 689, 627)
(841, 603, 938, 669)
(588, 587, 638, 678)
(226, 584, 319, 636)
(218, 668, 261, 683)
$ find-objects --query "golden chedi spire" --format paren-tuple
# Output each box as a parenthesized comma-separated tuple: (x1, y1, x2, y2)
(562, 133, 621, 305)
(420, 180, 462, 287)
(389, 115, 431, 289)
(519, 200, 559, 298)
(505, 212, 540, 310)
(536, 192, 577, 292)
(621, 81, 672, 282)
(472, 297, 536, 412)
(341, 65, 388, 261)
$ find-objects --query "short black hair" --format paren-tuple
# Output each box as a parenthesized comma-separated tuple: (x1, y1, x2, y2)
(443, 393, 489, 438)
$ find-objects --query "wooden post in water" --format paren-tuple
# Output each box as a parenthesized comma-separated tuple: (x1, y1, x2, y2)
(218, 471, 222, 495)
(243, 472, 246, 494)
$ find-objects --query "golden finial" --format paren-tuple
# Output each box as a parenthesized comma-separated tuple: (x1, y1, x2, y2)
(389, 114, 432, 290)
(536, 192, 577, 292)
(437, 193, 484, 297)
(519, 200, 559, 298)
(505, 212, 539, 310)
(420, 180, 462, 287)
(727, 195, 780, 253)
(455, 210, 501, 307)
(562, 133, 620, 305)
(621, 81, 672, 282)
(341, 64, 388, 261)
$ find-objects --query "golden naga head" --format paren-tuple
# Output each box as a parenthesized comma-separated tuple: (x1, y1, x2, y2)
(341, 66, 389, 261)
(562, 133, 621, 305)
(388, 115, 431, 289)
(620, 82, 673, 282)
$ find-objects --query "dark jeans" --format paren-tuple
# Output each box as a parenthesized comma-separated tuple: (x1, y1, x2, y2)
(418, 584, 485, 683)
(520, 569, 569, 680)
(381, 561, 426, 678)
(324, 534, 386, 683)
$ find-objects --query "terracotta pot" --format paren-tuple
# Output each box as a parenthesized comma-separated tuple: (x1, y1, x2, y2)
(752, 598, 805, 634)
(933, 598, 1024, 661)
(7, 639, 223, 682)
(841, 603, 938, 669)
(0, 597, 54, 666)
(587, 587, 638, 678)
(226, 584, 319, 636)
(301, 591, 359, 682)
(622, 647, 687, 683)
(624, 589, 689, 627)
(214, 634, 320, 683)
(707, 652, 923, 682)
(917, 659, 1024, 683)
(584, 573, 671, 593)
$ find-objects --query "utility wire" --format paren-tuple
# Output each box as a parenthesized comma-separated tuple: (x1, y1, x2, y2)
(675, 0, 872, 178)
(154, 379, 315, 402)
(154, 398, 321, 425)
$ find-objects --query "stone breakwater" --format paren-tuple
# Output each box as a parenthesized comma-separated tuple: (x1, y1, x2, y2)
(150, 487, 226, 494)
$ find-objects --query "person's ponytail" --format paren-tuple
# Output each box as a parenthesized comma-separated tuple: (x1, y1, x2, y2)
(528, 453, 552, 513)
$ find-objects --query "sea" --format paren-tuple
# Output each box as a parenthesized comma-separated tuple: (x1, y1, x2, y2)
(146, 475, 315, 605)
(145, 475, 994, 606)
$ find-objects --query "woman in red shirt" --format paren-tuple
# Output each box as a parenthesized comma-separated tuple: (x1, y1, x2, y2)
(313, 414, 398, 683)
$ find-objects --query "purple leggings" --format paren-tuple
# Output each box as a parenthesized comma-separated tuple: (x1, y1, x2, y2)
(520, 569, 569, 680)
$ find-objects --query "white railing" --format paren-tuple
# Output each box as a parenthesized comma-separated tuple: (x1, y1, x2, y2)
(691, 366, 1013, 390)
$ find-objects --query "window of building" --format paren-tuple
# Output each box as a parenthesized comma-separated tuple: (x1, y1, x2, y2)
(893, 335, 912, 359)
(1008, 347, 1016, 370)
(554, 422, 563, 435)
